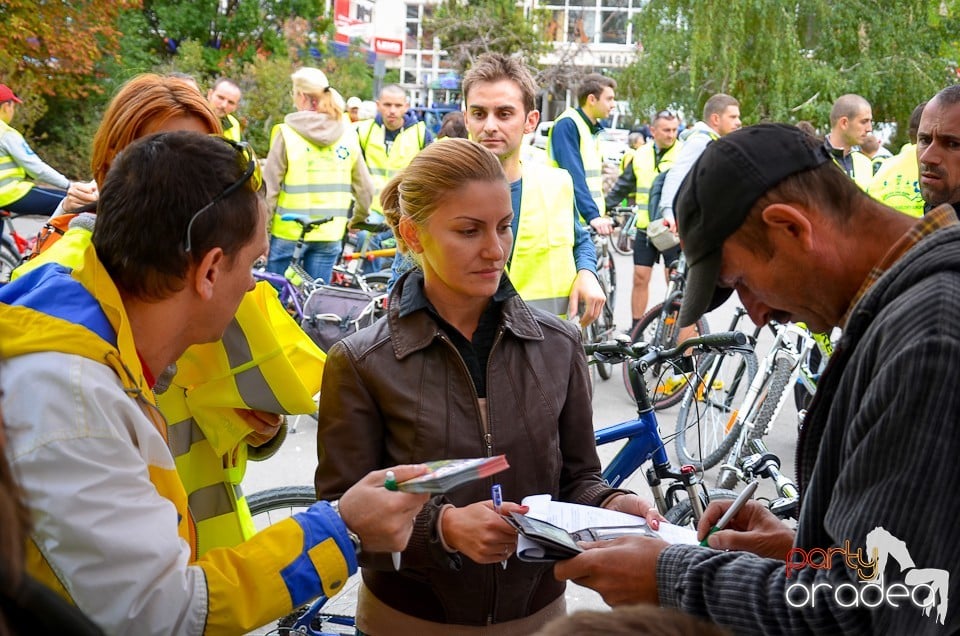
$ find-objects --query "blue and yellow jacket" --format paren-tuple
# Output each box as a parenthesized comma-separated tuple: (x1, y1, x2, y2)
(0, 242, 352, 635)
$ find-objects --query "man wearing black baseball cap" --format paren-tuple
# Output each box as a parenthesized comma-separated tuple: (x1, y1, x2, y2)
(556, 122, 960, 633)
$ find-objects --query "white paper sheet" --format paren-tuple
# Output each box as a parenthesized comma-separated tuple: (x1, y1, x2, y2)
(520, 494, 698, 548)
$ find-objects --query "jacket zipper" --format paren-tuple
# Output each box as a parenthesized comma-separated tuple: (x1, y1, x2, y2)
(437, 326, 507, 625)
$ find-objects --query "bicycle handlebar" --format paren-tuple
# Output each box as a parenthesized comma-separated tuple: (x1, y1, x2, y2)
(585, 216, 622, 235)
(584, 331, 750, 367)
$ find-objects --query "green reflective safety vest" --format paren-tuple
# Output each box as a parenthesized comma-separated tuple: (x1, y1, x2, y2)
(270, 123, 359, 242)
(222, 114, 241, 143)
(0, 120, 34, 207)
(833, 150, 874, 190)
(506, 163, 578, 317)
(867, 143, 923, 218)
(547, 108, 605, 219)
(632, 140, 683, 229)
(357, 119, 427, 214)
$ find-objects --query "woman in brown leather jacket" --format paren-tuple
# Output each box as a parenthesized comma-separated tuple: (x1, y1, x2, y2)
(314, 139, 658, 635)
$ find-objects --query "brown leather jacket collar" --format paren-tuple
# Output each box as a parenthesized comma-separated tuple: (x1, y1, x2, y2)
(387, 270, 545, 360)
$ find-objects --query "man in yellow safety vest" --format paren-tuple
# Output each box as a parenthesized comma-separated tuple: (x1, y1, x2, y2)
(824, 93, 874, 189)
(547, 73, 618, 236)
(207, 77, 243, 142)
(0, 83, 75, 216)
(463, 53, 606, 325)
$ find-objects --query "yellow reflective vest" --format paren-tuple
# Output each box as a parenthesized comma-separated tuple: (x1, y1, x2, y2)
(1, 243, 353, 635)
(632, 140, 683, 229)
(357, 118, 427, 214)
(506, 163, 578, 317)
(270, 123, 359, 242)
(867, 143, 923, 218)
(547, 108, 605, 219)
(221, 114, 241, 142)
(0, 119, 34, 207)
(159, 280, 324, 555)
(832, 149, 874, 190)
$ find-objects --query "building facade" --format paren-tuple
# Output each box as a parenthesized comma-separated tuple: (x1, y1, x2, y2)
(335, 0, 642, 108)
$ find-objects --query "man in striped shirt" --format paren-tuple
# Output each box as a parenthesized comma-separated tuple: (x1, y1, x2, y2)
(556, 121, 960, 634)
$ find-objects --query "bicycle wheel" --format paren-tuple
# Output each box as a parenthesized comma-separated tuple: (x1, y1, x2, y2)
(610, 220, 634, 256)
(247, 485, 317, 530)
(0, 236, 20, 283)
(606, 250, 617, 312)
(663, 489, 739, 528)
(715, 356, 795, 490)
(361, 271, 391, 294)
(674, 348, 759, 470)
(584, 321, 613, 381)
(622, 300, 709, 409)
(793, 346, 822, 412)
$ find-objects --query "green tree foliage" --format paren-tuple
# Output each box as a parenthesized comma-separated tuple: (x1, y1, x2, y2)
(0, 0, 140, 129)
(426, 0, 547, 73)
(140, 0, 326, 73)
(618, 0, 955, 147)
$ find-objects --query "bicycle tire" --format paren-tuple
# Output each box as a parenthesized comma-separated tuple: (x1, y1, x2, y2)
(674, 348, 759, 470)
(0, 235, 20, 283)
(663, 489, 739, 528)
(622, 300, 709, 409)
(247, 485, 317, 529)
(611, 223, 634, 256)
(361, 271, 391, 294)
(606, 251, 617, 312)
(748, 357, 795, 441)
(584, 321, 613, 381)
(793, 346, 822, 412)
(715, 356, 795, 490)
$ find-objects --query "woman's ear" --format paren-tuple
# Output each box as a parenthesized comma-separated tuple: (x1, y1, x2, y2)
(398, 216, 424, 254)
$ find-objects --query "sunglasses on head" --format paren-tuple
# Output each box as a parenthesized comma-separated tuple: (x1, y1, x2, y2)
(182, 138, 261, 253)
(655, 110, 676, 120)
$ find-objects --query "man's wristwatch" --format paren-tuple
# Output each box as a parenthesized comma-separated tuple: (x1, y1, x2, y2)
(346, 528, 362, 557)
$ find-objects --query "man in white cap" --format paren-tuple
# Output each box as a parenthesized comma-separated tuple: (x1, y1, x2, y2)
(347, 96, 362, 123)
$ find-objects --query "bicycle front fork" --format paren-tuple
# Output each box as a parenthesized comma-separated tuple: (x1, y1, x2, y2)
(647, 464, 709, 524)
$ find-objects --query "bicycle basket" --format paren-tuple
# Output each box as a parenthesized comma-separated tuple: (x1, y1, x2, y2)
(301, 285, 382, 351)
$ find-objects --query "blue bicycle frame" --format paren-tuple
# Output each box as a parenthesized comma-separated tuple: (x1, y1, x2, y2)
(598, 411, 670, 488)
(588, 332, 750, 515)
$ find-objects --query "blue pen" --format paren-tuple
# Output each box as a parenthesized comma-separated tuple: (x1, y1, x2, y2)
(492, 484, 507, 569)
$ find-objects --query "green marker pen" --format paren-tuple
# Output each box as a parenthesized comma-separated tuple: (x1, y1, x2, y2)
(384, 470, 401, 569)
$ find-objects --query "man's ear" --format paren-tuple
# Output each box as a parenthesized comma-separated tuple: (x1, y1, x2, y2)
(760, 203, 814, 249)
(524, 109, 540, 135)
(191, 247, 226, 300)
(398, 216, 423, 254)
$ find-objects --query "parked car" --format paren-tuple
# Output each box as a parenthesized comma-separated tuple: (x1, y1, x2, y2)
(531, 121, 553, 150)
(598, 128, 630, 165)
